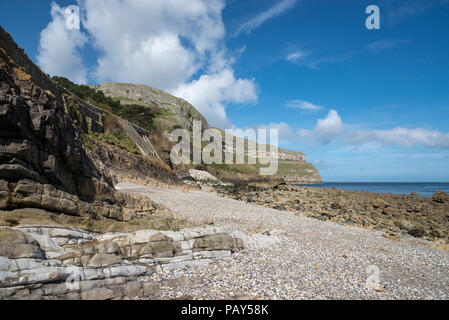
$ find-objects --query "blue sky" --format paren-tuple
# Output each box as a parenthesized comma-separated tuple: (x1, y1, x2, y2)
(1, 0, 449, 182)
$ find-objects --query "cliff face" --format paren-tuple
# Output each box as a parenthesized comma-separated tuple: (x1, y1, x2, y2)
(93, 83, 322, 184)
(91, 82, 209, 133)
(0, 26, 186, 231)
(0, 25, 321, 188)
(0, 44, 112, 202)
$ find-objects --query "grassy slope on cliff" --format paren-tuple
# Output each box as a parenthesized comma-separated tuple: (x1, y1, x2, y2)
(54, 76, 320, 183)
(52, 76, 162, 133)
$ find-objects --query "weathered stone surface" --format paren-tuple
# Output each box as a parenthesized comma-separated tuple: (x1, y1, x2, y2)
(123, 281, 143, 297)
(193, 234, 237, 251)
(0, 212, 279, 299)
(432, 190, 449, 203)
(81, 287, 118, 300)
(216, 183, 449, 241)
(0, 244, 44, 259)
(87, 254, 122, 268)
(0, 228, 44, 259)
(95, 242, 121, 255)
(371, 198, 389, 209)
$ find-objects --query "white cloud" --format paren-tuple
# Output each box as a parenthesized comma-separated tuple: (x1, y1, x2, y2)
(306, 54, 353, 69)
(286, 51, 307, 62)
(37, 0, 258, 128)
(345, 127, 449, 148)
(284, 49, 352, 69)
(37, 2, 88, 83)
(173, 69, 257, 128)
(295, 109, 449, 148)
(80, 0, 225, 89)
(236, 45, 246, 55)
(253, 109, 449, 149)
(235, 0, 298, 36)
(286, 100, 323, 111)
(365, 38, 411, 53)
(253, 122, 296, 143)
(298, 109, 344, 144)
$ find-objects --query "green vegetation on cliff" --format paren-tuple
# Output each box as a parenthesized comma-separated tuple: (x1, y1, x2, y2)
(87, 131, 140, 154)
(52, 76, 162, 133)
(54, 76, 321, 183)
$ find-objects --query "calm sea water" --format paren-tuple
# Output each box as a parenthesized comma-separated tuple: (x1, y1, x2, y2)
(300, 182, 449, 197)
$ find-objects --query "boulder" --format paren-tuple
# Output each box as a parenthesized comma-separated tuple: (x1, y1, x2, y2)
(193, 234, 238, 251)
(432, 191, 449, 203)
(395, 219, 414, 231)
(382, 206, 398, 216)
(408, 229, 426, 238)
(371, 198, 389, 208)
(331, 200, 346, 210)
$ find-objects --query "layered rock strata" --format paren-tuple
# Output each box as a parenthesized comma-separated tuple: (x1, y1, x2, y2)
(0, 225, 280, 299)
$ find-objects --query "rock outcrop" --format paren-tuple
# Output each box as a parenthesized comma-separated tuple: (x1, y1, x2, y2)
(216, 184, 449, 243)
(91, 82, 209, 133)
(175, 169, 225, 186)
(0, 225, 280, 299)
(0, 47, 113, 202)
(0, 27, 186, 232)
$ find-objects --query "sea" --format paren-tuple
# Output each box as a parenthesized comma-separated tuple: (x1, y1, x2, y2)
(299, 182, 449, 198)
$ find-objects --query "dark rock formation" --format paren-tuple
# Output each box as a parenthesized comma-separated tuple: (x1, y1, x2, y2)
(0, 26, 187, 232)
(0, 27, 114, 202)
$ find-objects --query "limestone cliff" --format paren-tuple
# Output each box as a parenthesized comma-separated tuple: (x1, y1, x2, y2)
(92, 82, 322, 184)
(90, 82, 209, 133)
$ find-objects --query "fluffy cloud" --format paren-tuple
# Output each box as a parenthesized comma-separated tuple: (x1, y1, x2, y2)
(80, 0, 225, 89)
(37, 0, 258, 128)
(345, 127, 449, 148)
(173, 69, 257, 128)
(37, 2, 88, 83)
(298, 109, 344, 144)
(235, 0, 298, 36)
(261, 109, 449, 149)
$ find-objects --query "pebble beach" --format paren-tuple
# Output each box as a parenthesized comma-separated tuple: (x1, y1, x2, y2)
(119, 183, 449, 300)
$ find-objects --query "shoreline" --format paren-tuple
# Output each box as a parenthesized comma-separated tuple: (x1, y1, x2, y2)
(213, 182, 449, 246)
(293, 182, 449, 198)
(117, 183, 449, 299)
